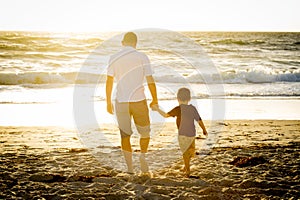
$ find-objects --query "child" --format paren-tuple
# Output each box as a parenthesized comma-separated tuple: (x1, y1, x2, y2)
(152, 87, 208, 177)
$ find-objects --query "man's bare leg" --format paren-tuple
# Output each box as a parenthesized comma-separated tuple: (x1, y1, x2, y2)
(140, 137, 150, 153)
(121, 135, 133, 173)
(139, 137, 150, 173)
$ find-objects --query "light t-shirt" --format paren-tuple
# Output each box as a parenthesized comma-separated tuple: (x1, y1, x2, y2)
(107, 46, 153, 102)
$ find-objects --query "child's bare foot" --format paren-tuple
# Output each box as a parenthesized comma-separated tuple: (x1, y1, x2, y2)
(184, 171, 190, 178)
(181, 166, 190, 177)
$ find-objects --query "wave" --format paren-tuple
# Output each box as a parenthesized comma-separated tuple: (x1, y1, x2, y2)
(0, 52, 81, 61)
(167, 68, 300, 84)
(0, 42, 93, 52)
(221, 69, 300, 83)
(210, 39, 265, 46)
(0, 32, 102, 53)
(0, 68, 299, 86)
(226, 93, 300, 98)
(0, 72, 106, 85)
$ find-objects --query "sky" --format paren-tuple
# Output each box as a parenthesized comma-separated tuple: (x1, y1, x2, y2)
(0, 0, 299, 32)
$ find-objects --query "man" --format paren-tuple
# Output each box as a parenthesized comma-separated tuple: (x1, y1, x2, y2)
(106, 32, 158, 174)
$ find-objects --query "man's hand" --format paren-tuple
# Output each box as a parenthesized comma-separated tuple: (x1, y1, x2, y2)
(146, 76, 158, 110)
(107, 102, 114, 114)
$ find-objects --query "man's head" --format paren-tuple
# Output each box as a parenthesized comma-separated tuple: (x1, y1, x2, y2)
(122, 32, 137, 48)
(177, 87, 191, 103)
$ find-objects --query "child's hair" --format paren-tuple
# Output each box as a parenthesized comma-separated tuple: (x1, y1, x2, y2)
(177, 87, 191, 101)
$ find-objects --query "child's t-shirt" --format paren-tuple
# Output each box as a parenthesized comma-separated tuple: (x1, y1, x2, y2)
(167, 104, 202, 137)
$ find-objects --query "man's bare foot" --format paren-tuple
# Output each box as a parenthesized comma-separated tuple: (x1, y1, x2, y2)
(140, 171, 152, 178)
(139, 154, 149, 173)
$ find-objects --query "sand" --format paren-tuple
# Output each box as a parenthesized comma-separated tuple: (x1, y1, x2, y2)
(0, 120, 299, 199)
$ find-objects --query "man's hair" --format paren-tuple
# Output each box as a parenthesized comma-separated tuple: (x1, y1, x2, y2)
(122, 32, 137, 44)
(177, 87, 191, 101)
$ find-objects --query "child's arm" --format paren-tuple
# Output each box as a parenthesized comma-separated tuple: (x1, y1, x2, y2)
(151, 105, 170, 118)
(198, 120, 208, 136)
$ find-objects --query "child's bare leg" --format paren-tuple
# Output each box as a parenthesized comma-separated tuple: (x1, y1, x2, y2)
(183, 151, 191, 177)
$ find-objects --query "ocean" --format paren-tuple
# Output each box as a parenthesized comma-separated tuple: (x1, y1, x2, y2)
(0, 31, 300, 126)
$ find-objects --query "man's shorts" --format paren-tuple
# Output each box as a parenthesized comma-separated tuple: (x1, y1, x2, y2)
(115, 99, 150, 138)
(178, 135, 195, 157)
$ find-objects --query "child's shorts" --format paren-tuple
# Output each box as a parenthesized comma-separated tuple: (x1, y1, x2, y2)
(178, 135, 195, 157)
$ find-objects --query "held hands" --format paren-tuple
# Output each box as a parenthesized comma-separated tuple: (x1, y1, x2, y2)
(150, 104, 159, 111)
(149, 100, 158, 110)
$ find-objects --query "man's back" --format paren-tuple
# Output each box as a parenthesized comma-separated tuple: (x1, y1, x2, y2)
(108, 46, 152, 102)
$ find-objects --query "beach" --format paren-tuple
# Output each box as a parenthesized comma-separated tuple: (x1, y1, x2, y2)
(1, 120, 299, 199)
(0, 31, 299, 199)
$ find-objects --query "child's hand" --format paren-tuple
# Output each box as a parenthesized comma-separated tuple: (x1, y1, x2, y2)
(151, 104, 159, 111)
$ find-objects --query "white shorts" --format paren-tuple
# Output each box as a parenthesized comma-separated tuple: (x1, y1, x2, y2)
(178, 135, 195, 156)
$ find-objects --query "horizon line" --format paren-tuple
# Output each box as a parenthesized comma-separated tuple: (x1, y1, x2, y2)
(0, 28, 299, 33)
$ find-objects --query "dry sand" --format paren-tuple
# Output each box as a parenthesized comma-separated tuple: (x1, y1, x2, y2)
(0, 120, 299, 199)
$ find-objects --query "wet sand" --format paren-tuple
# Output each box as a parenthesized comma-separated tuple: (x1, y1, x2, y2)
(0, 120, 299, 199)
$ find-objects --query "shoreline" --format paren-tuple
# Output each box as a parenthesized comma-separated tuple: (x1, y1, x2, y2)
(1, 98, 300, 128)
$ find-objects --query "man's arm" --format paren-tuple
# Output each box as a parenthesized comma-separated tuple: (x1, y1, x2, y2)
(146, 75, 158, 108)
(106, 75, 114, 114)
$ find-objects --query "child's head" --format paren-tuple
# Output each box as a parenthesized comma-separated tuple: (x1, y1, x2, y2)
(177, 87, 191, 102)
